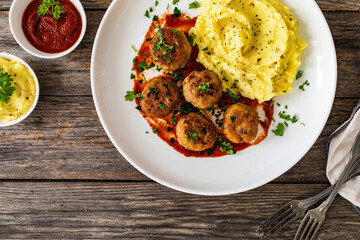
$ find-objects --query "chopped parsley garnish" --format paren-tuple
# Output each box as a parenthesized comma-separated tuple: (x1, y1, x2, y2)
(125, 91, 141, 101)
(131, 45, 137, 52)
(189, 1, 201, 9)
(137, 59, 155, 72)
(130, 73, 135, 79)
(172, 29, 181, 35)
(152, 15, 158, 21)
(230, 116, 236, 122)
(171, 7, 181, 18)
(226, 88, 240, 103)
(146, 37, 153, 42)
(135, 105, 141, 111)
(170, 138, 175, 143)
(172, 0, 180, 5)
(278, 111, 298, 123)
(198, 82, 210, 93)
(296, 70, 304, 80)
(154, 29, 175, 62)
(37, 0, 65, 20)
(145, 10, 150, 18)
(171, 115, 177, 124)
(179, 102, 193, 114)
(219, 140, 235, 155)
(0, 68, 15, 105)
(299, 80, 310, 91)
(272, 123, 285, 136)
(171, 71, 184, 82)
(202, 47, 211, 55)
(158, 103, 165, 109)
(153, 128, 158, 134)
(155, 0, 159, 7)
(167, 127, 173, 132)
(188, 35, 195, 46)
(270, 100, 275, 107)
(186, 129, 198, 142)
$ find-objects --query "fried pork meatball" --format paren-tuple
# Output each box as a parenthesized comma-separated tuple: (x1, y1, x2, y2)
(149, 27, 192, 71)
(176, 113, 217, 151)
(183, 70, 223, 109)
(222, 103, 259, 143)
(140, 77, 180, 118)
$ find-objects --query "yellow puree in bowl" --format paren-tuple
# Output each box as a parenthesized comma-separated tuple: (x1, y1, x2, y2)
(190, 0, 307, 102)
(0, 57, 36, 122)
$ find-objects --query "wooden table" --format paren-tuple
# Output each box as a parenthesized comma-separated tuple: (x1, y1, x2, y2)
(0, 0, 359, 239)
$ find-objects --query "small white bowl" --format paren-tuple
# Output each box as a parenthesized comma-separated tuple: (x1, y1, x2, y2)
(0, 53, 40, 127)
(9, 0, 87, 59)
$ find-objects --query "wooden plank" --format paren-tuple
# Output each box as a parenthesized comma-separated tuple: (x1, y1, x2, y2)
(0, 12, 359, 98)
(0, 0, 360, 11)
(0, 97, 358, 182)
(0, 182, 358, 239)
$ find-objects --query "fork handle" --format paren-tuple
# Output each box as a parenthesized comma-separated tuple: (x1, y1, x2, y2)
(301, 158, 360, 209)
(317, 133, 360, 214)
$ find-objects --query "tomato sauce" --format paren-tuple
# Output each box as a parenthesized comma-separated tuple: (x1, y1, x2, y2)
(22, 0, 82, 53)
(132, 13, 274, 158)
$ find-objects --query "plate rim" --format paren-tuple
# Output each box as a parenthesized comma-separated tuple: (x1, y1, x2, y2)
(91, 0, 338, 196)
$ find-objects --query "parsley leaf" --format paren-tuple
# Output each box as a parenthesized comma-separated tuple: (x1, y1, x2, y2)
(124, 91, 141, 101)
(296, 70, 304, 80)
(186, 129, 198, 142)
(158, 103, 165, 109)
(37, 0, 64, 20)
(137, 59, 155, 72)
(219, 139, 235, 155)
(299, 80, 310, 91)
(0, 68, 16, 106)
(226, 88, 240, 103)
(188, 35, 195, 46)
(198, 82, 210, 93)
(155, 0, 159, 7)
(272, 123, 285, 136)
(189, 1, 201, 9)
(172, 0, 180, 4)
(202, 47, 211, 55)
(171, 7, 181, 18)
(278, 112, 298, 123)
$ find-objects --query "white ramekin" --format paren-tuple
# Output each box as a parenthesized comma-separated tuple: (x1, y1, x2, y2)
(9, 0, 87, 59)
(0, 52, 40, 127)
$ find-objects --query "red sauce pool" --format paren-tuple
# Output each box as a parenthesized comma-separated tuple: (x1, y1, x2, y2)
(132, 13, 274, 158)
(22, 0, 82, 53)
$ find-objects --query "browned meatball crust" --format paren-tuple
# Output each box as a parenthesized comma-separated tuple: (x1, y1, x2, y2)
(140, 78, 180, 118)
(222, 103, 259, 143)
(149, 27, 192, 71)
(183, 70, 223, 109)
(176, 113, 217, 151)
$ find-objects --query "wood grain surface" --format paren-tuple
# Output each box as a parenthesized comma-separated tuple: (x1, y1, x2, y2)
(0, 0, 359, 239)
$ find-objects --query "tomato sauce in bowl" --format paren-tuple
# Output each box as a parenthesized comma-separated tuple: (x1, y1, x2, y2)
(22, 0, 82, 53)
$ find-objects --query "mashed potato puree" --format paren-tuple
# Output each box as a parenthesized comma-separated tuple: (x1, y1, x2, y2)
(0, 57, 36, 122)
(190, 0, 307, 102)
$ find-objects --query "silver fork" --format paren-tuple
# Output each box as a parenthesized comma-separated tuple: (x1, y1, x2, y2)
(256, 163, 360, 239)
(294, 132, 360, 240)
(257, 132, 360, 239)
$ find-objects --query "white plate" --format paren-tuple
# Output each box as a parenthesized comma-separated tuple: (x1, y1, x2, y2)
(91, 0, 337, 195)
